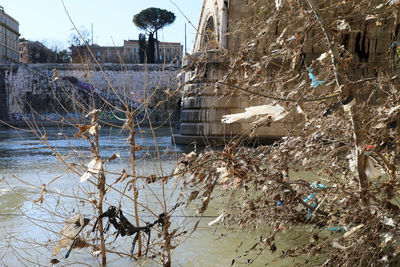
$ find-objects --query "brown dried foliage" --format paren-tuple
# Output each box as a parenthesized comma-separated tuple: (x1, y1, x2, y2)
(179, 0, 400, 266)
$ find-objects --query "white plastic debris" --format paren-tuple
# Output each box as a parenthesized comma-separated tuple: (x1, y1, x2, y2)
(379, 255, 388, 263)
(343, 224, 364, 239)
(217, 166, 230, 184)
(317, 52, 329, 61)
(85, 109, 101, 118)
(221, 104, 287, 124)
(296, 105, 304, 114)
(88, 125, 101, 135)
(332, 241, 347, 250)
(383, 217, 396, 227)
(208, 213, 224, 226)
(365, 156, 383, 179)
(275, 0, 283, 10)
(387, 105, 400, 116)
(373, 122, 385, 129)
(53, 213, 89, 256)
(285, 35, 296, 42)
(383, 233, 393, 245)
(91, 249, 102, 257)
(346, 150, 357, 172)
(337, 20, 350, 31)
(343, 98, 356, 112)
(366, 15, 378, 20)
(186, 151, 196, 159)
(80, 158, 102, 182)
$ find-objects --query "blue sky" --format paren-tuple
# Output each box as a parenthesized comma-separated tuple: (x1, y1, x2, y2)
(2, 0, 202, 52)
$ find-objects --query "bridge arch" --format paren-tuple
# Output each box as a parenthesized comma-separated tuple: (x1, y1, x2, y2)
(193, 0, 229, 52)
(175, 0, 264, 145)
(200, 16, 218, 50)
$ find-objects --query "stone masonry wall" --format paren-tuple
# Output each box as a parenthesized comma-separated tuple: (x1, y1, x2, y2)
(4, 63, 181, 120)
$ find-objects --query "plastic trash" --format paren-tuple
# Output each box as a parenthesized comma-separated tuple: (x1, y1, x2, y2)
(303, 193, 315, 203)
(221, 104, 287, 124)
(80, 158, 102, 182)
(332, 241, 347, 250)
(307, 68, 325, 88)
(311, 181, 327, 189)
(328, 227, 346, 232)
(53, 214, 90, 257)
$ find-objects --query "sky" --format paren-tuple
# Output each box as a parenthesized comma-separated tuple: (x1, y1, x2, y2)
(2, 0, 202, 52)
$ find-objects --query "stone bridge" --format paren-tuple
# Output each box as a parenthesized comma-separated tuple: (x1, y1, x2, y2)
(173, 0, 400, 145)
(174, 0, 286, 145)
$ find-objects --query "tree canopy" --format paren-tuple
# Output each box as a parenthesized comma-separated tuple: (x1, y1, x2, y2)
(132, 7, 176, 35)
(133, 7, 176, 63)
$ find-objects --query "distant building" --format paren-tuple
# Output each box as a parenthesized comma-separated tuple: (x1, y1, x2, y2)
(124, 40, 183, 65)
(86, 44, 124, 64)
(123, 40, 141, 63)
(71, 40, 183, 65)
(0, 5, 20, 63)
(19, 40, 55, 63)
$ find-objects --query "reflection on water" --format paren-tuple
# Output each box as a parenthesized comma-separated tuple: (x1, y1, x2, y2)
(0, 126, 302, 266)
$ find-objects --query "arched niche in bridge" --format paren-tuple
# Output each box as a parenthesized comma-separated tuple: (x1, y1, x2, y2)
(200, 16, 218, 50)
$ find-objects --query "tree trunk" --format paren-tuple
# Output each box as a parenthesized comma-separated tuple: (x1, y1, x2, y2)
(305, 0, 369, 203)
(155, 30, 159, 63)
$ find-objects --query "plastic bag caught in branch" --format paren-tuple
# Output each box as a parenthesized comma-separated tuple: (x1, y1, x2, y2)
(221, 104, 287, 124)
(80, 158, 102, 182)
(53, 213, 90, 256)
(365, 156, 383, 179)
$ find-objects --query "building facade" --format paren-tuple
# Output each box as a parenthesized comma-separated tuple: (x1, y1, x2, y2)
(19, 40, 54, 63)
(71, 40, 183, 65)
(0, 6, 19, 63)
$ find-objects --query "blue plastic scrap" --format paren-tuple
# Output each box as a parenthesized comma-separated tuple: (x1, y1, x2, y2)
(311, 181, 327, 189)
(306, 204, 318, 219)
(327, 227, 346, 232)
(303, 193, 315, 203)
(307, 68, 325, 88)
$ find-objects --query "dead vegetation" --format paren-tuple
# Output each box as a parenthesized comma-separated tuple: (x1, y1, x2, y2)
(178, 0, 400, 266)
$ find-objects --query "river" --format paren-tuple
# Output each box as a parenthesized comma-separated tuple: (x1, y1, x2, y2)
(0, 125, 303, 266)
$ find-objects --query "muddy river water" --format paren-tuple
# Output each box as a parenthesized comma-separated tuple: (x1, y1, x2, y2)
(0, 126, 306, 266)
